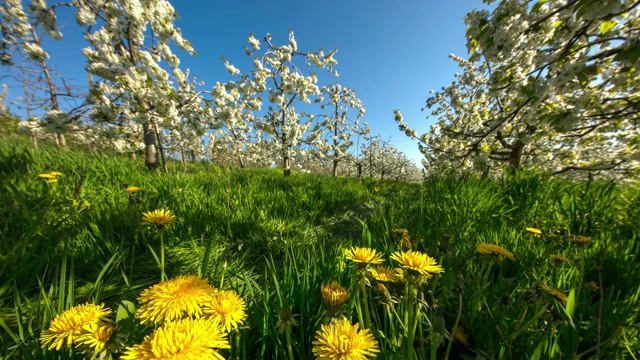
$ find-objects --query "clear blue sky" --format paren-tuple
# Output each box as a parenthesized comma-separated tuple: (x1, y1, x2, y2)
(3, 0, 484, 165)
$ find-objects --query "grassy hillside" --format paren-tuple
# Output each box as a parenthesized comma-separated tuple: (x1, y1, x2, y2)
(1, 136, 638, 359)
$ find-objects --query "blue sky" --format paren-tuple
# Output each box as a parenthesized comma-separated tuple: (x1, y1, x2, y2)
(3, 0, 484, 165)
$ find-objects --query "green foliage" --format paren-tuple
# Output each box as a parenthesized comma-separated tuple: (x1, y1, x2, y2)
(0, 136, 638, 359)
(0, 110, 21, 135)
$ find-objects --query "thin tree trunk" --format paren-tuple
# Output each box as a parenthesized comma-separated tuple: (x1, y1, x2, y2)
(143, 121, 159, 170)
(57, 133, 66, 147)
(332, 106, 339, 177)
(154, 122, 169, 173)
(180, 146, 187, 170)
(508, 141, 524, 174)
(37, 30, 65, 148)
(282, 126, 291, 176)
(283, 154, 291, 177)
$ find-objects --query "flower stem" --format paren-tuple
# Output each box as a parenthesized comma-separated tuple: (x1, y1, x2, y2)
(385, 304, 397, 344)
(361, 277, 371, 329)
(406, 281, 416, 360)
(159, 231, 166, 282)
(444, 291, 463, 360)
(354, 289, 365, 329)
(472, 261, 493, 313)
(235, 329, 241, 360)
(285, 326, 295, 360)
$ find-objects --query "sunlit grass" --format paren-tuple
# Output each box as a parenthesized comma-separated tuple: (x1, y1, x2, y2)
(0, 136, 639, 359)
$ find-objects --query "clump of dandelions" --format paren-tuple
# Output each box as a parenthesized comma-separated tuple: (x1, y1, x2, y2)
(40, 303, 112, 352)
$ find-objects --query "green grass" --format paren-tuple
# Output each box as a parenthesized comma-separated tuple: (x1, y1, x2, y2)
(1, 135, 639, 359)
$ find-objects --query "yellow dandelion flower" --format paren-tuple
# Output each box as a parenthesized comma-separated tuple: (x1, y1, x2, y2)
(46, 179, 58, 184)
(570, 235, 592, 245)
(538, 282, 567, 305)
(344, 247, 384, 265)
(40, 303, 111, 351)
(75, 321, 115, 353)
(373, 186, 380, 192)
(526, 227, 542, 235)
(38, 173, 56, 179)
(312, 318, 379, 360)
(368, 265, 397, 282)
(549, 288, 567, 305)
(588, 281, 600, 293)
(125, 186, 144, 193)
(321, 281, 350, 310)
(392, 228, 411, 249)
(394, 267, 405, 282)
(136, 275, 216, 325)
(202, 290, 247, 332)
(476, 243, 515, 261)
(121, 318, 230, 360)
(453, 326, 468, 345)
(141, 209, 177, 230)
(50, 171, 63, 177)
(548, 254, 572, 266)
(375, 282, 387, 294)
(390, 250, 444, 277)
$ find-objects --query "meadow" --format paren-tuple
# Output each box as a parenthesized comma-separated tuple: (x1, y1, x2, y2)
(0, 136, 639, 359)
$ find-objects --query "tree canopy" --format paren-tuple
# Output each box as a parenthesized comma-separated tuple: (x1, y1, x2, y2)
(396, 0, 640, 180)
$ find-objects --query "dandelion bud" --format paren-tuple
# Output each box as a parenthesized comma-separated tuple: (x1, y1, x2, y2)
(455, 272, 465, 293)
(438, 234, 451, 254)
(433, 317, 446, 335)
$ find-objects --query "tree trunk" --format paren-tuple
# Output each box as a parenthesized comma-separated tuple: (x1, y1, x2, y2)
(282, 128, 291, 176)
(57, 133, 66, 147)
(238, 155, 245, 168)
(130, 152, 136, 160)
(283, 155, 291, 177)
(357, 163, 362, 178)
(180, 147, 187, 170)
(154, 122, 169, 173)
(508, 141, 524, 174)
(39, 37, 65, 148)
(143, 121, 159, 170)
(332, 107, 339, 177)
